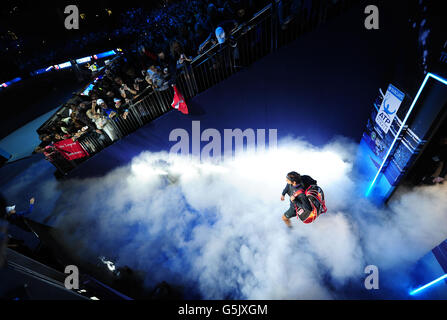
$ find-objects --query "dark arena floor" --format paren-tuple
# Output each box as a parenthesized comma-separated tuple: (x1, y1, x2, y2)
(1, 0, 447, 306)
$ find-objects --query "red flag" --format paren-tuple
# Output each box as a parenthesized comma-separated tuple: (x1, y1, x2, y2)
(54, 139, 89, 160)
(171, 85, 189, 114)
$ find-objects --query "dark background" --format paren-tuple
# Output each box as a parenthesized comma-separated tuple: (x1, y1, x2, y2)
(0, 0, 168, 81)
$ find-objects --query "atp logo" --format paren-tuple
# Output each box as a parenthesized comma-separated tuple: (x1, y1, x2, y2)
(383, 99, 398, 115)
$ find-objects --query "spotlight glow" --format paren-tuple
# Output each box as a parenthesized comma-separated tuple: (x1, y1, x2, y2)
(409, 274, 447, 296)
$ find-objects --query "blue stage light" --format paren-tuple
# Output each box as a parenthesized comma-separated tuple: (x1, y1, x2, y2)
(81, 83, 95, 96)
(366, 73, 447, 197)
(409, 274, 447, 296)
(58, 61, 72, 69)
(0, 77, 22, 89)
(94, 50, 116, 59)
(31, 68, 47, 76)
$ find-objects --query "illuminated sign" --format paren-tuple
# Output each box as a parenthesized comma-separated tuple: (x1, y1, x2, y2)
(93, 50, 116, 60)
(0, 77, 22, 89)
(58, 61, 72, 69)
(1, 48, 121, 91)
(366, 73, 447, 197)
(375, 84, 405, 134)
(76, 56, 91, 64)
(410, 274, 447, 295)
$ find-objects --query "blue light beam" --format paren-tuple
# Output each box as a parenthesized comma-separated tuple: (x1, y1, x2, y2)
(409, 273, 447, 296)
(366, 73, 447, 197)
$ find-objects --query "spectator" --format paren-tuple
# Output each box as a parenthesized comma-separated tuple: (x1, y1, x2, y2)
(215, 26, 226, 44)
(145, 65, 170, 91)
(96, 99, 118, 120)
(105, 90, 118, 107)
(170, 40, 193, 68)
(90, 111, 119, 142)
(277, 0, 302, 30)
(115, 77, 138, 101)
(193, 22, 212, 52)
(133, 77, 149, 95)
(205, 3, 225, 31)
(34, 134, 52, 154)
(421, 135, 447, 185)
(155, 46, 177, 84)
(114, 98, 130, 120)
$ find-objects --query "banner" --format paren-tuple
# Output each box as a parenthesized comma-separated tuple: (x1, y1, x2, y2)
(375, 84, 405, 134)
(54, 138, 89, 160)
(171, 85, 189, 114)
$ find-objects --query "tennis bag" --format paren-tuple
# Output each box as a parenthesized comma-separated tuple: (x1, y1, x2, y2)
(293, 185, 327, 224)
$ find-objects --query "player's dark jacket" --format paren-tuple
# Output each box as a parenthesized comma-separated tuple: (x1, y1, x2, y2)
(282, 175, 316, 221)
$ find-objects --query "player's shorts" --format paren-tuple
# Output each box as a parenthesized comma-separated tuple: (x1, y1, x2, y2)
(284, 202, 297, 219)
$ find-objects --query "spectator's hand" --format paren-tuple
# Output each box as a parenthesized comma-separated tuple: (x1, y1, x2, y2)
(280, 195, 285, 201)
(290, 195, 296, 202)
(96, 129, 102, 134)
(30, 198, 35, 205)
(110, 111, 117, 118)
(34, 146, 44, 153)
(433, 177, 445, 184)
(123, 111, 129, 120)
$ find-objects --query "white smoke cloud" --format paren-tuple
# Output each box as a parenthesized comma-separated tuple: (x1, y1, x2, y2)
(1, 137, 447, 299)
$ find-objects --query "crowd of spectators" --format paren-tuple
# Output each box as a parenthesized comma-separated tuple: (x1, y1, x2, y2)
(35, 57, 152, 156)
(34, 0, 273, 161)
(5, 0, 272, 79)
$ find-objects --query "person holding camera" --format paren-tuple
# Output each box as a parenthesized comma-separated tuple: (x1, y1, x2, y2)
(114, 77, 138, 100)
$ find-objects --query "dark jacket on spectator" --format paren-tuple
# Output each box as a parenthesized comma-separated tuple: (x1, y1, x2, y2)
(6, 204, 34, 233)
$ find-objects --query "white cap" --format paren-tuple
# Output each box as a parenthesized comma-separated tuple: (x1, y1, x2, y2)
(113, 98, 121, 103)
(96, 99, 105, 105)
(6, 205, 15, 214)
(215, 27, 226, 44)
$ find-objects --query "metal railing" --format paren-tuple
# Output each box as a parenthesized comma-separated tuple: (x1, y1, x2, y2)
(47, 0, 358, 175)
